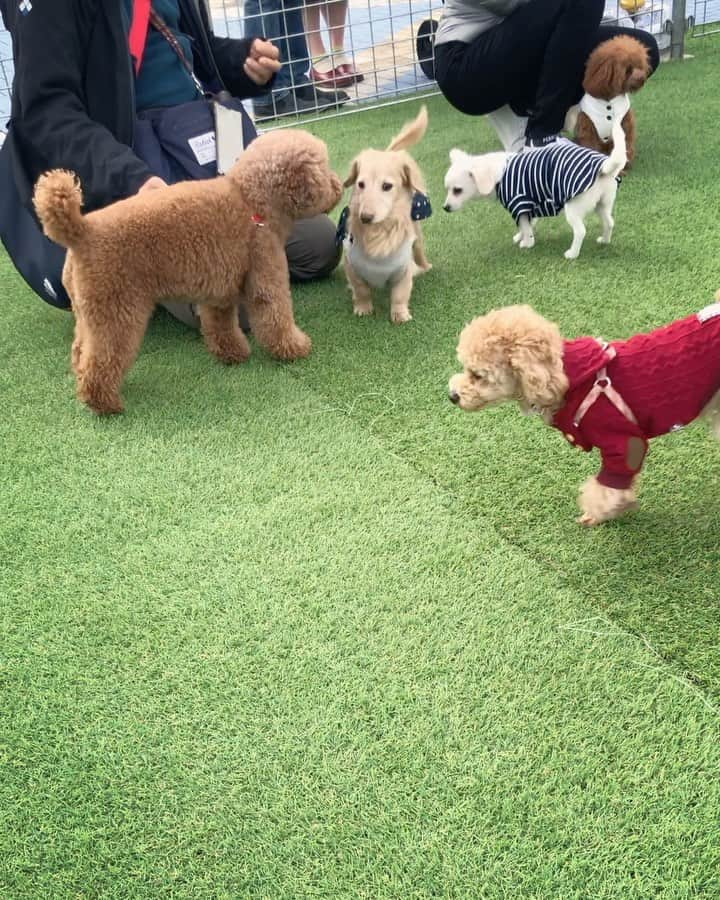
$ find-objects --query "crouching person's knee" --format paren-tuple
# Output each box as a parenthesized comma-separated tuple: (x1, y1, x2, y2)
(287, 215, 341, 283)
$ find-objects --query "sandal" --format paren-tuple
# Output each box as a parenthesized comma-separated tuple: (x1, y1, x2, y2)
(310, 65, 354, 90)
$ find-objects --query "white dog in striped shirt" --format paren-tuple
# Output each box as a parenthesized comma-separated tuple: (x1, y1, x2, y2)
(442, 119, 626, 260)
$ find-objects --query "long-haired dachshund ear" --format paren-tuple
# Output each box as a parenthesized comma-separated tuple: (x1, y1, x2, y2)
(401, 163, 423, 194)
(343, 160, 359, 188)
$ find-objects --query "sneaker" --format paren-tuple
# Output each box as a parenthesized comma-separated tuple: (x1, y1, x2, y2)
(253, 92, 321, 121)
(524, 134, 559, 151)
(294, 82, 350, 107)
(253, 85, 350, 121)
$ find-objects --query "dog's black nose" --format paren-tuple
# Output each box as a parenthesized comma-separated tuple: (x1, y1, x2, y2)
(449, 389, 460, 405)
(360, 213, 374, 224)
(443, 203, 452, 213)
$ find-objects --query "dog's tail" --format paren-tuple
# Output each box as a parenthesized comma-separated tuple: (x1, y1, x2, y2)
(33, 170, 88, 248)
(600, 118, 627, 178)
(386, 105, 428, 152)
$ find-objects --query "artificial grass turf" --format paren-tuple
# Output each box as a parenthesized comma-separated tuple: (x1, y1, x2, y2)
(2, 39, 720, 899)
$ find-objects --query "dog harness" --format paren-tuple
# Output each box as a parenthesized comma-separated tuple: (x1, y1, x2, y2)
(496, 139, 612, 224)
(579, 93, 631, 143)
(552, 303, 720, 489)
(336, 192, 432, 289)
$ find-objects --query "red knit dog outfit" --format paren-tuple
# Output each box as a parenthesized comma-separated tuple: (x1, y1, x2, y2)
(552, 303, 720, 489)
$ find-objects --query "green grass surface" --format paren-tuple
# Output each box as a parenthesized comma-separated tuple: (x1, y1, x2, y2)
(2, 38, 720, 898)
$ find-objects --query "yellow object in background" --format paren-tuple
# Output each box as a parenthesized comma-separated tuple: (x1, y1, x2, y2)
(619, 0, 647, 12)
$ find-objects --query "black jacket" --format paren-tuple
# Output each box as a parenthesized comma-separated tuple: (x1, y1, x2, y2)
(0, 0, 265, 214)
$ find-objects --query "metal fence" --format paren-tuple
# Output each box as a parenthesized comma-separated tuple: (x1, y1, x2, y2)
(0, 0, 718, 135)
(689, 0, 720, 35)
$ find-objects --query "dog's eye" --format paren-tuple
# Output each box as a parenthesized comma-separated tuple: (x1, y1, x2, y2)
(382, 182, 393, 192)
(452, 187, 463, 196)
(470, 371, 486, 382)
(357, 180, 365, 190)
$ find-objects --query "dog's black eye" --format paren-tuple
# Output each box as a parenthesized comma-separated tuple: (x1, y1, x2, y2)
(382, 182, 393, 192)
(357, 180, 365, 190)
(452, 187, 463, 196)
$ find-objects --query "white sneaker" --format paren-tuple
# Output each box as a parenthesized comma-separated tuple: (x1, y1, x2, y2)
(487, 105, 527, 153)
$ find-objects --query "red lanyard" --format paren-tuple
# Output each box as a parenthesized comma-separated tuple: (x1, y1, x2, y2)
(129, 0, 152, 75)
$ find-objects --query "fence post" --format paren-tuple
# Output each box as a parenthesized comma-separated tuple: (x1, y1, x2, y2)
(670, 0, 687, 59)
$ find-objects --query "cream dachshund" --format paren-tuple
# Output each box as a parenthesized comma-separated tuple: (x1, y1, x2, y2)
(339, 106, 432, 323)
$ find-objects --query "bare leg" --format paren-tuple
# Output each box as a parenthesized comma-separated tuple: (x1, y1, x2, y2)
(199, 303, 251, 364)
(344, 256, 374, 317)
(324, 0, 348, 54)
(303, 1, 327, 61)
(390, 267, 414, 324)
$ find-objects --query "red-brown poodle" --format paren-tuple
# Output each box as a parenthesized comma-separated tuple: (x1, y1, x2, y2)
(33, 130, 343, 414)
(574, 35, 651, 168)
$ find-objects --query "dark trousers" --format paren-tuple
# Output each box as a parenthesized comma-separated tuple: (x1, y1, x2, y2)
(435, 0, 660, 141)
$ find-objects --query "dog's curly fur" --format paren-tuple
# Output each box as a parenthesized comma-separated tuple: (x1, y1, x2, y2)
(33, 129, 343, 414)
(448, 303, 720, 526)
(575, 35, 651, 168)
(342, 106, 432, 324)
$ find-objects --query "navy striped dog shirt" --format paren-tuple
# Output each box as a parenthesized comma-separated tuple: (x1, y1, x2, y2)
(496, 140, 613, 224)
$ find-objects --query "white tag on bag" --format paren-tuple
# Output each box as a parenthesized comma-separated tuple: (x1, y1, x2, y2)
(214, 101, 249, 175)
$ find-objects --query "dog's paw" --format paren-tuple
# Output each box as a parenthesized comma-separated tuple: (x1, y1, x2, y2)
(519, 236, 535, 250)
(390, 308, 413, 325)
(276, 327, 312, 360)
(207, 336, 251, 365)
(412, 262, 432, 277)
(79, 391, 124, 416)
(564, 248, 580, 260)
(353, 301, 374, 317)
(577, 513, 602, 527)
(596, 235, 611, 245)
(513, 231, 523, 244)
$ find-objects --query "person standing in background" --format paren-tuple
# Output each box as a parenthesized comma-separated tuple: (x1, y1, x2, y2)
(244, 0, 350, 119)
(303, 0, 362, 90)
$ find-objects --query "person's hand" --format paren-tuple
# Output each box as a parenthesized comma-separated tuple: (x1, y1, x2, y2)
(244, 38, 281, 85)
(138, 176, 167, 194)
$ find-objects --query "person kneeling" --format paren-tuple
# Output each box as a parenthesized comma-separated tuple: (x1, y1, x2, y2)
(0, 0, 341, 327)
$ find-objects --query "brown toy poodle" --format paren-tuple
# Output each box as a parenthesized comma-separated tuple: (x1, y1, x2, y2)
(33, 129, 343, 414)
(448, 302, 720, 526)
(574, 34, 651, 168)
